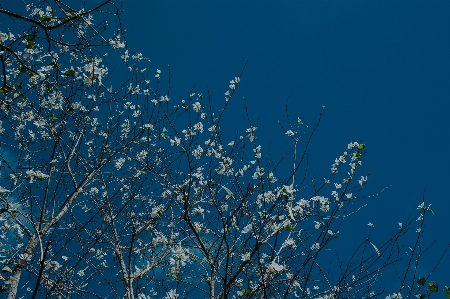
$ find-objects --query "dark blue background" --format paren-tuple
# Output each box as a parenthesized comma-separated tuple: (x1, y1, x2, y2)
(121, 0, 450, 290)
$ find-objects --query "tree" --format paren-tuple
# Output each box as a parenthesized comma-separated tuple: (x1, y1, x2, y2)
(0, 1, 447, 298)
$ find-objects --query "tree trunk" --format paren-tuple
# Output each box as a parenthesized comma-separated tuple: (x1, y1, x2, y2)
(7, 236, 39, 299)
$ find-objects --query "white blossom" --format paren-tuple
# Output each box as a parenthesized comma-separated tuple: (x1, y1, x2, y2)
(310, 243, 320, 251)
(241, 252, 251, 261)
(241, 223, 252, 234)
(192, 102, 201, 112)
(163, 289, 179, 299)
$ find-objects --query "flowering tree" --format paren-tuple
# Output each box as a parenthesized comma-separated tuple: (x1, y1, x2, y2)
(0, 1, 447, 299)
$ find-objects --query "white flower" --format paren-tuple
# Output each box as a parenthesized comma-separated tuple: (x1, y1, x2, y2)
(224, 90, 231, 101)
(217, 157, 233, 175)
(192, 102, 201, 112)
(192, 206, 204, 215)
(241, 252, 251, 261)
(192, 145, 203, 159)
(151, 205, 165, 218)
(358, 175, 368, 187)
(388, 292, 402, 299)
(164, 289, 178, 299)
(170, 137, 181, 146)
(49, 261, 61, 271)
(368, 222, 374, 228)
(267, 260, 284, 273)
(321, 204, 330, 213)
(348, 142, 359, 149)
(268, 172, 277, 183)
(417, 202, 433, 214)
(282, 238, 296, 248)
(25, 169, 49, 183)
(246, 126, 257, 133)
(253, 145, 262, 158)
(143, 123, 154, 130)
(241, 223, 252, 234)
(194, 122, 204, 133)
(252, 166, 264, 179)
(89, 187, 99, 195)
(285, 130, 295, 137)
(115, 157, 126, 170)
(0, 186, 10, 194)
(310, 243, 320, 251)
(137, 150, 148, 161)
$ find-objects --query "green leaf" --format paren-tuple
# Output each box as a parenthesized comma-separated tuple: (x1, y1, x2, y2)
(0, 87, 9, 94)
(24, 41, 36, 49)
(16, 82, 22, 89)
(64, 69, 75, 77)
(444, 286, 450, 298)
(44, 82, 53, 92)
(220, 185, 235, 199)
(64, 9, 76, 16)
(428, 281, 438, 293)
(415, 295, 426, 299)
(238, 289, 251, 297)
(3, 277, 13, 285)
(2, 266, 12, 273)
(18, 66, 28, 74)
(39, 15, 52, 23)
(417, 277, 426, 286)
(0, 285, 7, 293)
(355, 143, 366, 159)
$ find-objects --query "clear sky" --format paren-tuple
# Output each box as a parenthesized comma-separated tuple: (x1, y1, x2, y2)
(121, 0, 450, 289)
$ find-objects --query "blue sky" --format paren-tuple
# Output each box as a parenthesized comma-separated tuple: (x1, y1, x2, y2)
(121, 0, 450, 289)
